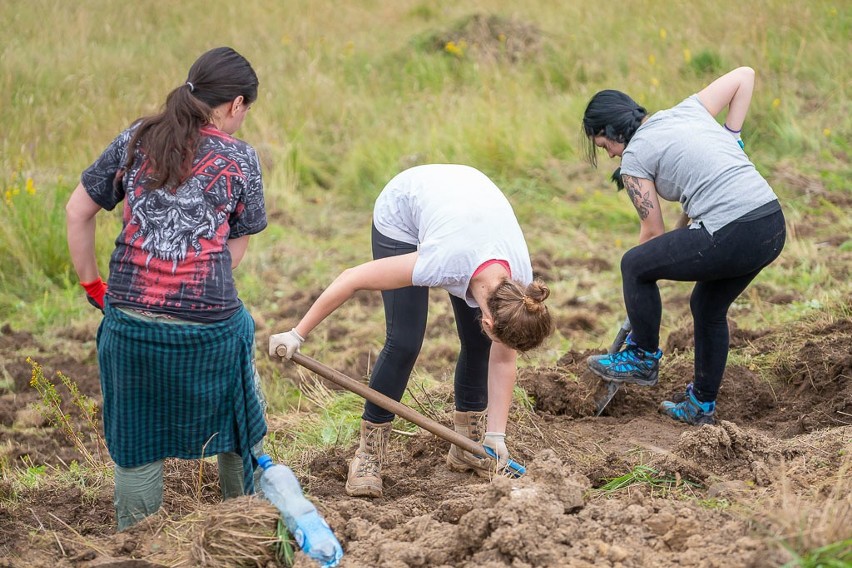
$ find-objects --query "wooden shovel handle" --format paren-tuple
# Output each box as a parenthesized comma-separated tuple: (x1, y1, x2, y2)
(290, 352, 488, 459)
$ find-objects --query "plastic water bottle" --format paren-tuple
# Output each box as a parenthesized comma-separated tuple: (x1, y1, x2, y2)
(257, 454, 343, 567)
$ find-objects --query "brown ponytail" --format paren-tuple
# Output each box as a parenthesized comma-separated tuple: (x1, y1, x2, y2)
(486, 278, 554, 352)
(125, 46, 259, 190)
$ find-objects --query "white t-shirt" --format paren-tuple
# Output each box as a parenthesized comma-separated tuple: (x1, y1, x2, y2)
(373, 164, 533, 307)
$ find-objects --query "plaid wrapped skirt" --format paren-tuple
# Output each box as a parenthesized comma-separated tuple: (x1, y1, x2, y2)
(97, 303, 267, 493)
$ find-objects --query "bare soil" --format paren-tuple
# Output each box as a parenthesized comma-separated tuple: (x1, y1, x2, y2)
(1, 311, 850, 567)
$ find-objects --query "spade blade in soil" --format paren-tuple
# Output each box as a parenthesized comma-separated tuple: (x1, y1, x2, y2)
(595, 380, 620, 416)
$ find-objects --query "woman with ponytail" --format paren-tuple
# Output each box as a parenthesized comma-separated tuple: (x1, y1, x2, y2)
(270, 164, 553, 498)
(581, 67, 785, 426)
(66, 47, 267, 530)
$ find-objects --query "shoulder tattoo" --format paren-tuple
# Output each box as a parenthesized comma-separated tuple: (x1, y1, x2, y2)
(623, 175, 654, 220)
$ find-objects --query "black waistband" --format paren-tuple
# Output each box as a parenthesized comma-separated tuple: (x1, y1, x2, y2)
(734, 200, 781, 223)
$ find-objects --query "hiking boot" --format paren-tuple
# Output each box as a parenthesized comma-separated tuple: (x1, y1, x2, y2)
(446, 409, 490, 478)
(660, 383, 716, 426)
(346, 420, 391, 498)
(587, 345, 662, 386)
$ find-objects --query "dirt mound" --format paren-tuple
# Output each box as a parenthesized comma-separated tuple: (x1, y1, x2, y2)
(766, 317, 852, 433)
(517, 350, 600, 417)
(664, 319, 770, 353)
(422, 13, 543, 63)
(333, 450, 587, 567)
(317, 449, 788, 567)
(657, 421, 782, 485)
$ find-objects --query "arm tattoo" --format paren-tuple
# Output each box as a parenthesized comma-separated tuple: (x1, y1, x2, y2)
(623, 175, 654, 220)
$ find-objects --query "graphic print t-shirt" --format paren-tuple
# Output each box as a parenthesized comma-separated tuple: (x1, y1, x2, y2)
(81, 125, 267, 322)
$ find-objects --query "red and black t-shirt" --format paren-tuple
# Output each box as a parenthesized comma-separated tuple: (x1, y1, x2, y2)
(81, 125, 267, 322)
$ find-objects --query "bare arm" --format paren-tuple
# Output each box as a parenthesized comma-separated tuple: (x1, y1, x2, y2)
(622, 175, 665, 243)
(485, 341, 517, 434)
(66, 183, 102, 282)
(293, 252, 419, 338)
(696, 66, 755, 130)
(229, 235, 251, 269)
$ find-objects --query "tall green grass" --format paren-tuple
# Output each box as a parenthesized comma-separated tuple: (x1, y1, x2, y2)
(0, 0, 849, 353)
(0, 0, 848, 356)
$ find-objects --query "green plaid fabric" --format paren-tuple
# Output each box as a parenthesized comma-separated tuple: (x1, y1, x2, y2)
(97, 302, 267, 493)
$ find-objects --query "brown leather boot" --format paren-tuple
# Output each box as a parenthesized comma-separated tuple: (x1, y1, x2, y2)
(345, 419, 392, 498)
(446, 409, 490, 478)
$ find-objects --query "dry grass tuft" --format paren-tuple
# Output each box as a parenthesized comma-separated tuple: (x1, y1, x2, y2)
(768, 453, 852, 561)
(185, 496, 282, 568)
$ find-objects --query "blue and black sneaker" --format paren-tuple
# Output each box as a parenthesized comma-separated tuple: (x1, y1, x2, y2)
(660, 383, 716, 426)
(587, 344, 662, 386)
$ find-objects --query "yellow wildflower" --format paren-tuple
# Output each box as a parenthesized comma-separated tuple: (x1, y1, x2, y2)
(648, 54, 656, 66)
(26, 177, 35, 195)
(823, 128, 831, 137)
(445, 40, 466, 57)
(651, 77, 660, 87)
(659, 28, 667, 40)
(772, 98, 781, 109)
(683, 48, 692, 63)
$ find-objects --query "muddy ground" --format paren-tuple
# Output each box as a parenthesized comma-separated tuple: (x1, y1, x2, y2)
(1, 305, 850, 567)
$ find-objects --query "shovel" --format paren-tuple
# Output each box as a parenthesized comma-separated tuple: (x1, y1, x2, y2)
(594, 317, 632, 416)
(288, 352, 526, 478)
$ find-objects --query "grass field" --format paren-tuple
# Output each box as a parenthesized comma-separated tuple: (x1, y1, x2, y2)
(1, 1, 850, 566)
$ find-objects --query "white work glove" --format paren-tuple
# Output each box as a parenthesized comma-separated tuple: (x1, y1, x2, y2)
(483, 432, 510, 467)
(269, 328, 305, 359)
(724, 123, 745, 150)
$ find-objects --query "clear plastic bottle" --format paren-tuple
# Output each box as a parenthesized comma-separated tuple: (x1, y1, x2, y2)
(257, 454, 343, 567)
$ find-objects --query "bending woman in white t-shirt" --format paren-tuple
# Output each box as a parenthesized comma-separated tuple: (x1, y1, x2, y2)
(581, 67, 785, 425)
(270, 164, 553, 498)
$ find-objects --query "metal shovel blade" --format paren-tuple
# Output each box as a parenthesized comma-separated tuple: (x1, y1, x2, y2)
(595, 381, 621, 416)
(594, 317, 632, 416)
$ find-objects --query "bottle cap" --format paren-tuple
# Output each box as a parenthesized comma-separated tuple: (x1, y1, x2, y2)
(257, 454, 273, 470)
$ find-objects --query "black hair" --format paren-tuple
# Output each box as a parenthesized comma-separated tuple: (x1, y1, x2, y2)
(125, 46, 259, 189)
(581, 90, 647, 169)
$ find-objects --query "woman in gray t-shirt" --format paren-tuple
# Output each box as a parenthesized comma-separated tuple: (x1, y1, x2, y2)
(580, 67, 786, 425)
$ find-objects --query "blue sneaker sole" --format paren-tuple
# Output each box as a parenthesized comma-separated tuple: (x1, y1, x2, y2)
(587, 365, 659, 387)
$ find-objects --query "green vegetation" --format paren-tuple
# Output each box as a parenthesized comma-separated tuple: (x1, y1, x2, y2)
(1, 0, 848, 339)
(781, 539, 852, 568)
(27, 358, 108, 470)
(594, 464, 700, 495)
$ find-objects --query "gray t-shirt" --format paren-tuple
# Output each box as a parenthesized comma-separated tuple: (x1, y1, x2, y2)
(620, 95, 777, 234)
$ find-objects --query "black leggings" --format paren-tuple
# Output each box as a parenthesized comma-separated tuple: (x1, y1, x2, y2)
(621, 210, 786, 402)
(363, 225, 492, 424)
